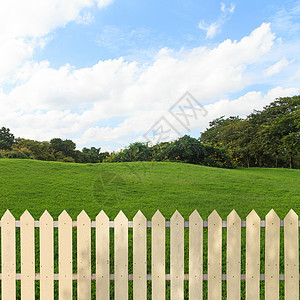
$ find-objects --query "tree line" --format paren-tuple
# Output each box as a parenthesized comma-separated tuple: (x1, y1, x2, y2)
(199, 95, 300, 168)
(0, 132, 109, 163)
(0, 95, 299, 168)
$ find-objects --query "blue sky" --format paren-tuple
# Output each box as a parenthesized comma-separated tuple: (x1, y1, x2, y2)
(0, 0, 299, 151)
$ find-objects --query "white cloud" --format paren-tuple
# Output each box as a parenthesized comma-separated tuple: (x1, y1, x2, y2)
(0, 0, 113, 84)
(1, 22, 294, 150)
(76, 11, 94, 25)
(96, 0, 114, 8)
(265, 58, 291, 76)
(198, 21, 219, 39)
(199, 2, 235, 39)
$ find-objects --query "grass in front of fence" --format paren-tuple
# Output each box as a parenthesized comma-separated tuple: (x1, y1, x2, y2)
(0, 159, 299, 299)
(0, 158, 299, 219)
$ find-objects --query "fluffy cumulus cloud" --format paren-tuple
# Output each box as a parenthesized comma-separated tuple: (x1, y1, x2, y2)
(0, 0, 112, 83)
(0, 8, 299, 150)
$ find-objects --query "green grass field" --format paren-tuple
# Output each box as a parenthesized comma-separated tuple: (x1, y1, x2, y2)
(0, 159, 299, 299)
(0, 158, 299, 220)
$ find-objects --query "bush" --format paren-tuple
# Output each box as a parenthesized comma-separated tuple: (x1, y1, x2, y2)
(0, 147, 34, 159)
(104, 135, 236, 168)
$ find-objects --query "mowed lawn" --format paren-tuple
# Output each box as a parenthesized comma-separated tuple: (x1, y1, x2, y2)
(0, 159, 299, 220)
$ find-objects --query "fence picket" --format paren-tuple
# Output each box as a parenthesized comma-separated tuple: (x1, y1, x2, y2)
(59, 210, 72, 300)
(265, 209, 280, 300)
(227, 210, 241, 300)
(0, 209, 299, 298)
(20, 210, 35, 299)
(208, 210, 222, 300)
(77, 210, 91, 300)
(115, 211, 128, 300)
(152, 210, 165, 300)
(40, 210, 54, 300)
(1, 210, 16, 300)
(246, 210, 260, 300)
(189, 210, 203, 300)
(133, 210, 147, 300)
(96, 210, 110, 300)
(284, 209, 299, 300)
(171, 210, 184, 300)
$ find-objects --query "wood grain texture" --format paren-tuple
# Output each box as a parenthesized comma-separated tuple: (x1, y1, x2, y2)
(115, 211, 128, 300)
(170, 210, 184, 300)
(40, 210, 54, 300)
(152, 210, 165, 300)
(133, 211, 147, 300)
(1, 210, 16, 300)
(208, 210, 222, 300)
(284, 209, 299, 300)
(59, 210, 72, 300)
(96, 210, 110, 300)
(189, 210, 203, 300)
(246, 210, 260, 300)
(227, 210, 241, 300)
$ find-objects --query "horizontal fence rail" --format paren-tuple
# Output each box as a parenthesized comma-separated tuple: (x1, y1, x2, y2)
(3, 220, 300, 227)
(0, 273, 299, 280)
(0, 209, 299, 299)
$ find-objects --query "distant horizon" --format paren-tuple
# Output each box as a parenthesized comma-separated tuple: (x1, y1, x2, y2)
(1, 0, 299, 151)
(8, 94, 298, 153)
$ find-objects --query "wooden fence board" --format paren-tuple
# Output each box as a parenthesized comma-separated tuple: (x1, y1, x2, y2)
(0, 209, 300, 298)
(1, 210, 16, 300)
(152, 210, 165, 300)
(115, 211, 128, 300)
(40, 210, 54, 300)
(284, 209, 299, 300)
(133, 210, 147, 300)
(208, 210, 222, 300)
(265, 209, 280, 300)
(171, 210, 184, 300)
(77, 210, 91, 300)
(20, 210, 35, 299)
(59, 210, 72, 300)
(227, 210, 241, 300)
(96, 210, 110, 300)
(189, 210, 203, 300)
(246, 210, 260, 300)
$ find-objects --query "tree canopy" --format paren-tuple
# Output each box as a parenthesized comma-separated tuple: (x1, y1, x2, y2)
(199, 95, 300, 168)
(0, 127, 15, 150)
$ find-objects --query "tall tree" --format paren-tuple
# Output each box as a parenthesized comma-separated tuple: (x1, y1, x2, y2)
(0, 127, 15, 150)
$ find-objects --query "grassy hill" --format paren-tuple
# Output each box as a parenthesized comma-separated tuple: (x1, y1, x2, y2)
(0, 159, 299, 220)
(0, 158, 299, 298)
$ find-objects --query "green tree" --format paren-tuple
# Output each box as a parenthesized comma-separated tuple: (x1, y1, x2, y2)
(0, 127, 15, 150)
(82, 147, 101, 163)
(50, 138, 76, 158)
(16, 139, 55, 161)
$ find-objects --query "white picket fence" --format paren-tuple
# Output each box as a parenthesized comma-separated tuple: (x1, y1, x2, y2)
(0, 209, 299, 299)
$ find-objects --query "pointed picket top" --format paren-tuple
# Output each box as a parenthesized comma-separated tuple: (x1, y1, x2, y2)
(266, 209, 280, 224)
(170, 210, 184, 223)
(20, 209, 33, 218)
(189, 209, 202, 225)
(58, 210, 72, 223)
(284, 209, 298, 222)
(208, 210, 221, 224)
(40, 210, 53, 222)
(20, 209, 34, 224)
(152, 210, 165, 223)
(96, 210, 109, 223)
(77, 210, 90, 225)
(1, 209, 15, 222)
(114, 210, 128, 224)
(227, 209, 241, 225)
(133, 210, 146, 223)
(246, 209, 260, 224)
